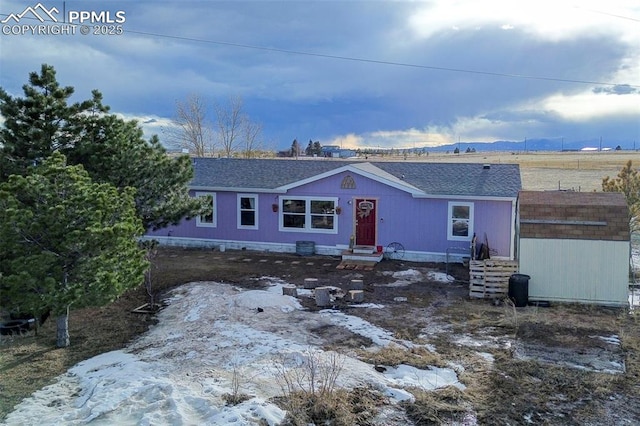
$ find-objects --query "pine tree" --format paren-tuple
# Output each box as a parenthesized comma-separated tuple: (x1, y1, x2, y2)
(65, 114, 201, 230)
(603, 160, 639, 232)
(0, 64, 202, 230)
(0, 153, 147, 347)
(0, 64, 107, 179)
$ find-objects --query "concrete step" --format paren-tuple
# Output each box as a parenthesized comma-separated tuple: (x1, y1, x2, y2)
(352, 245, 375, 254)
(341, 249, 383, 263)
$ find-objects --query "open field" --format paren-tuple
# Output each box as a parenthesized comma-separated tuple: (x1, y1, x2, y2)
(436, 151, 639, 192)
(1, 155, 639, 424)
(374, 150, 640, 192)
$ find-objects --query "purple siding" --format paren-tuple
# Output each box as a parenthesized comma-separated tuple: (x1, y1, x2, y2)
(148, 171, 514, 257)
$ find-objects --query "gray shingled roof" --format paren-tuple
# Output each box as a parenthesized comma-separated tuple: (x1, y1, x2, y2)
(190, 158, 521, 198)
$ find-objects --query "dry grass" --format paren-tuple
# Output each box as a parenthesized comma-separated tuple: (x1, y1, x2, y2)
(272, 349, 381, 425)
(274, 386, 382, 426)
(2, 249, 639, 423)
(381, 150, 637, 170)
(356, 345, 446, 370)
(468, 354, 625, 424)
(370, 150, 637, 191)
(402, 386, 471, 425)
(442, 303, 639, 424)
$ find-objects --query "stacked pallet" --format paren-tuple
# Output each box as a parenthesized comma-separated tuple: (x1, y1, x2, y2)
(469, 260, 518, 299)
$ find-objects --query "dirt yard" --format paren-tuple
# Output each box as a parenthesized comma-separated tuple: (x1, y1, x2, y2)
(2, 247, 639, 424)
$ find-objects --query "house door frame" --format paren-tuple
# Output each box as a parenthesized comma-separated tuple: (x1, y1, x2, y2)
(354, 198, 377, 246)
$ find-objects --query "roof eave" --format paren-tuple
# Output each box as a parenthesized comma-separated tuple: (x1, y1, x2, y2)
(413, 193, 518, 201)
(190, 185, 287, 194)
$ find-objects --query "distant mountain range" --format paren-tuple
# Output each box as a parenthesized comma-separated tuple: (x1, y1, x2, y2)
(423, 138, 637, 153)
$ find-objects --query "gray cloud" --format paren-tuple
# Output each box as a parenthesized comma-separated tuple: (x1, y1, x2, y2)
(1, 0, 638, 149)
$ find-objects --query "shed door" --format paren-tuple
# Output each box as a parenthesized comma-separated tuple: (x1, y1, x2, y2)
(355, 199, 376, 246)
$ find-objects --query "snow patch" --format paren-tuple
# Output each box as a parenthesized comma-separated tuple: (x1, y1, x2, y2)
(4, 280, 464, 425)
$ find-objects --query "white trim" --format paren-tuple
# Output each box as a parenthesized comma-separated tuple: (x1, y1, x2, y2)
(278, 196, 339, 234)
(191, 185, 286, 194)
(195, 191, 216, 228)
(237, 193, 259, 230)
(191, 184, 518, 202)
(413, 194, 517, 201)
(276, 163, 425, 196)
(447, 201, 474, 241)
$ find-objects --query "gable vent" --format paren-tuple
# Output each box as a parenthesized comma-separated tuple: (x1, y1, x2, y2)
(483, 164, 491, 170)
(341, 175, 356, 189)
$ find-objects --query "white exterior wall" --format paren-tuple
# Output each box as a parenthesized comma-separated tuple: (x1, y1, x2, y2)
(519, 238, 629, 306)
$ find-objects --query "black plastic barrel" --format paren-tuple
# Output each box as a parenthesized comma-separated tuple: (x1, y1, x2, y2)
(508, 274, 530, 307)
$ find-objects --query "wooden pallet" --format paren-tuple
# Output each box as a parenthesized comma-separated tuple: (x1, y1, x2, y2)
(469, 259, 518, 299)
(336, 261, 377, 271)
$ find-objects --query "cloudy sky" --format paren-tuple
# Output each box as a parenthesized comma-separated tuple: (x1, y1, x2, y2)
(1, 0, 639, 151)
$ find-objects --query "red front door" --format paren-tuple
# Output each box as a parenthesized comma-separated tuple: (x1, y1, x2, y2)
(355, 199, 376, 246)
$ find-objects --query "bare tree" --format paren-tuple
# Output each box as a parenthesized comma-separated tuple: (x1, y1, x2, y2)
(215, 95, 244, 157)
(173, 94, 213, 156)
(172, 94, 262, 158)
(241, 119, 262, 158)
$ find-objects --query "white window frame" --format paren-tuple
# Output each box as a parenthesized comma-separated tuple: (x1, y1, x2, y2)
(195, 191, 216, 228)
(447, 201, 474, 241)
(237, 193, 258, 230)
(279, 196, 339, 234)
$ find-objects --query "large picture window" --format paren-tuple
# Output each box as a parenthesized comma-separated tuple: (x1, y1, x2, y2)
(195, 192, 216, 227)
(448, 202, 474, 240)
(280, 197, 338, 233)
(238, 194, 258, 229)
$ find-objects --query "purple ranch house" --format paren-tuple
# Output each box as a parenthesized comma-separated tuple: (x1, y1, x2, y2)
(146, 158, 521, 263)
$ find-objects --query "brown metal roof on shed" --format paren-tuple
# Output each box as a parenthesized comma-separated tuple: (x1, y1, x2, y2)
(518, 191, 629, 241)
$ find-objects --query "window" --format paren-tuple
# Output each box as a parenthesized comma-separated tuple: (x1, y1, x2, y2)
(280, 197, 338, 233)
(283, 199, 306, 228)
(195, 192, 216, 227)
(448, 202, 473, 240)
(311, 200, 336, 230)
(238, 194, 258, 229)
